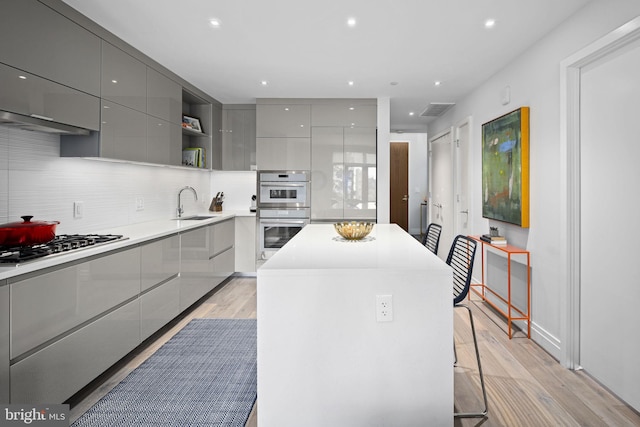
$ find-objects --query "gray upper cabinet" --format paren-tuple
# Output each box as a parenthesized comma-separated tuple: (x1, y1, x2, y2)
(0, 0, 101, 96)
(147, 68, 182, 125)
(0, 62, 100, 131)
(222, 105, 256, 170)
(256, 104, 310, 138)
(101, 100, 147, 162)
(312, 104, 377, 127)
(101, 41, 147, 113)
(147, 115, 182, 166)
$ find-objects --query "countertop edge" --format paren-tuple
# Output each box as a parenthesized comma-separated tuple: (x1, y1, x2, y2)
(0, 212, 239, 282)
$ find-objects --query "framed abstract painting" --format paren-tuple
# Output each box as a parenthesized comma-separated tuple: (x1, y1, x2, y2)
(481, 107, 529, 227)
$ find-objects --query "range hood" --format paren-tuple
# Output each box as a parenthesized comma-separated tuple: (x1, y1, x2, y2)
(0, 111, 90, 136)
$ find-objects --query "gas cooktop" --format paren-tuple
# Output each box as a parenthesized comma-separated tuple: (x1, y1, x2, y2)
(0, 234, 127, 265)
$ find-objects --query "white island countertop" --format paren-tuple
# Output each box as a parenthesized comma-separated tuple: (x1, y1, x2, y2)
(257, 224, 454, 427)
(260, 222, 447, 273)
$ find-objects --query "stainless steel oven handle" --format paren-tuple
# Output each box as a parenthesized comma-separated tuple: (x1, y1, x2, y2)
(259, 183, 306, 188)
(260, 220, 308, 226)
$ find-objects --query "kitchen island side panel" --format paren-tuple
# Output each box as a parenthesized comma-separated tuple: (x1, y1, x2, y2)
(257, 240, 453, 427)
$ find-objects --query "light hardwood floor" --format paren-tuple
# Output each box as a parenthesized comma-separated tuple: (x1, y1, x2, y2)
(68, 276, 640, 426)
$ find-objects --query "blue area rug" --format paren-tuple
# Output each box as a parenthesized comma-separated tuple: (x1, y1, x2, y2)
(72, 318, 257, 427)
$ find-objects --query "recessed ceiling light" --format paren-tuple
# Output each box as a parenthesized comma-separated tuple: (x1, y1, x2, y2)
(484, 19, 496, 28)
(111, 79, 118, 84)
(409, 112, 415, 116)
(18, 75, 27, 80)
(347, 17, 357, 27)
(349, 107, 355, 111)
(284, 107, 289, 111)
(260, 80, 268, 86)
(348, 81, 354, 86)
(434, 81, 441, 86)
(209, 18, 221, 28)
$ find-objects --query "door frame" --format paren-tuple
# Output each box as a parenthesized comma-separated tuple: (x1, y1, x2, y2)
(454, 117, 472, 237)
(560, 16, 640, 369)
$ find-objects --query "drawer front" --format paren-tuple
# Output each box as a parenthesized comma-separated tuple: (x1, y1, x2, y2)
(10, 299, 140, 404)
(140, 277, 180, 341)
(212, 247, 235, 288)
(141, 235, 180, 292)
(10, 248, 141, 358)
(210, 219, 235, 257)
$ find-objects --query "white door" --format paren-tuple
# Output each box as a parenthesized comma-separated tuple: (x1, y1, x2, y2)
(429, 129, 454, 260)
(580, 39, 640, 411)
(454, 118, 471, 237)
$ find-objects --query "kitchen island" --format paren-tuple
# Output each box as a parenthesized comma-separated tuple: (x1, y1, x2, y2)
(257, 223, 453, 427)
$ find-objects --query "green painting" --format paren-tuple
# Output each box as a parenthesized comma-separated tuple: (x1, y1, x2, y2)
(481, 107, 529, 227)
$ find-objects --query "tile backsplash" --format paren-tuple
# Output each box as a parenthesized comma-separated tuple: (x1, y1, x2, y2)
(0, 125, 214, 234)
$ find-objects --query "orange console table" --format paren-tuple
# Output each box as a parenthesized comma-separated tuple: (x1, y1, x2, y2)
(469, 236, 531, 339)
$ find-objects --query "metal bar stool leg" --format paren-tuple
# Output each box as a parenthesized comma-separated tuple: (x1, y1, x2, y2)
(454, 304, 488, 418)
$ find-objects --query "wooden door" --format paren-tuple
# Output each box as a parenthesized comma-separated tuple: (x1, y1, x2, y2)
(390, 142, 409, 231)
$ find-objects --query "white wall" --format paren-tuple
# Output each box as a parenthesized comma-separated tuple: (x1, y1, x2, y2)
(210, 170, 256, 212)
(376, 97, 391, 224)
(428, 0, 640, 358)
(0, 125, 212, 234)
(389, 133, 428, 235)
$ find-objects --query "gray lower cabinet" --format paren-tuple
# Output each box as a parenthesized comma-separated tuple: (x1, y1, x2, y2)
(9, 247, 141, 403)
(140, 236, 180, 341)
(0, 0, 101, 96)
(10, 299, 140, 404)
(235, 216, 256, 273)
(210, 219, 235, 284)
(0, 283, 8, 404)
(179, 220, 235, 311)
(0, 62, 100, 131)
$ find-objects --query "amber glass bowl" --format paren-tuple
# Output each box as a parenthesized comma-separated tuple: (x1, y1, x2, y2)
(334, 222, 374, 240)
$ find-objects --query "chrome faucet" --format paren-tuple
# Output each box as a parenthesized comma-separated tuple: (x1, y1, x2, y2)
(177, 186, 198, 218)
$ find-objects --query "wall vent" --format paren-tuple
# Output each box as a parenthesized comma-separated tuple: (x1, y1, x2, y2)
(420, 103, 455, 117)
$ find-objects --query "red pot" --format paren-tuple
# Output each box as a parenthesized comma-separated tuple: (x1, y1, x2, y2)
(0, 216, 60, 246)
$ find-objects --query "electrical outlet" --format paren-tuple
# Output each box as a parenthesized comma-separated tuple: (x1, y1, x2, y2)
(73, 201, 84, 219)
(135, 197, 145, 211)
(376, 294, 393, 322)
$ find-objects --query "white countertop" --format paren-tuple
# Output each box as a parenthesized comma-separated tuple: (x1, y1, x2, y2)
(260, 223, 448, 274)
(0, 210, 250, 281)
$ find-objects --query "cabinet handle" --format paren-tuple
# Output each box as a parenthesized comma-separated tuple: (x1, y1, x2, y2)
(30, 113, 53, 121)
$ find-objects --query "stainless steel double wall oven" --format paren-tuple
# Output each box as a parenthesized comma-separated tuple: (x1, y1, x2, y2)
(257, 170, 310, 261)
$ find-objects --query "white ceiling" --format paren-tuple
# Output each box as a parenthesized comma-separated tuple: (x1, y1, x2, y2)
(61, 0, 591, 133)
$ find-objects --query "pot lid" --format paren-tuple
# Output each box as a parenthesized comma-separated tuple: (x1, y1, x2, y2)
(0, 216, 60, 228)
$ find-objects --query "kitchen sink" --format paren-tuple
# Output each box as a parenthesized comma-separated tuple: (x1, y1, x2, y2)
(175, 215, 218, 221)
